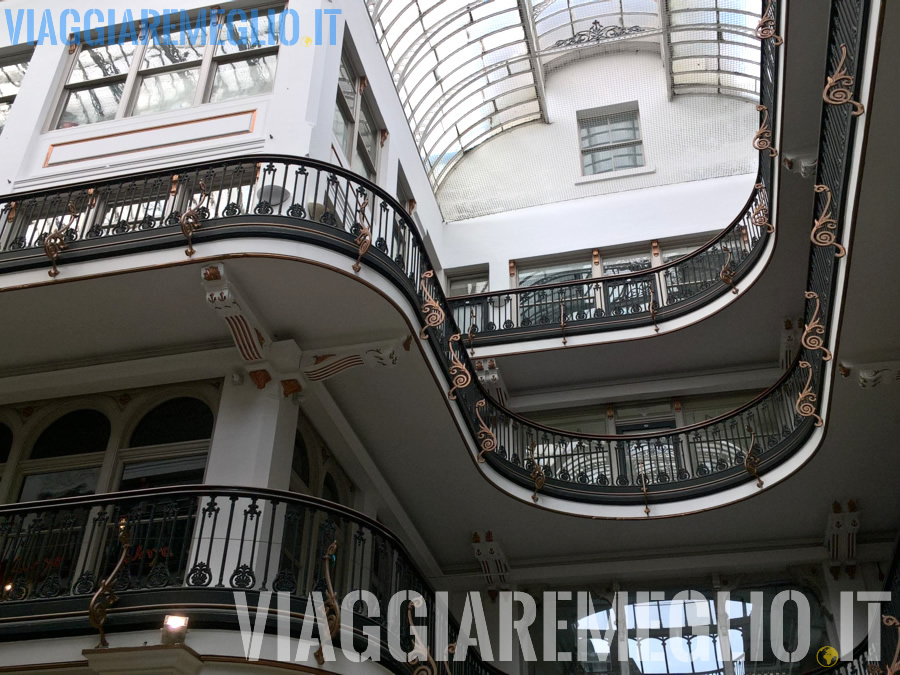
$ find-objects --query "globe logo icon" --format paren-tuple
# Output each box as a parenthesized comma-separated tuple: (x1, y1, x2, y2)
(817, 646, 839, 667)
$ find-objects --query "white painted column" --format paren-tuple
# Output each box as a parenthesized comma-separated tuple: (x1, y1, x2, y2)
(205, 375, 299, 490)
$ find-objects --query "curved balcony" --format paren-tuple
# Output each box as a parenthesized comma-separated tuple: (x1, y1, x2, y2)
(447, 183, 772, 346)
(0, 0, 869, 509)
(0, 485, 500, 673)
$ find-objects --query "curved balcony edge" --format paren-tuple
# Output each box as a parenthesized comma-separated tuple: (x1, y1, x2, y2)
(0, 0, 873, 513)
(0, 485, 504, 674)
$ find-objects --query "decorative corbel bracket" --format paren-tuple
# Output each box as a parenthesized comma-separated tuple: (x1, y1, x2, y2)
(301, 339, 401, 383)
(201, 263, 273, 363)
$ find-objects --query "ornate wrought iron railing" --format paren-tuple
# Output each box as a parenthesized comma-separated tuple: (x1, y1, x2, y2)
(0, 486, 500, 673)
(0, 0, 869, 505)
(445, 23, 780, 346)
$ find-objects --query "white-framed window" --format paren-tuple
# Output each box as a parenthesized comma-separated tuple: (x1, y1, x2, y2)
(0, 48, 32, 135)
(447, 271, 489, 297)
(332, 49, 382, 181)
(578, 103, 644, 176)
(55, 8, 281, 129)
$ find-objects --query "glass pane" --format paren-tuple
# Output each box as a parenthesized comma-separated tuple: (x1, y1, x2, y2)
(519, 259, 591, 287)
(351, 142, 376, 182)
(448, 275, 489, 296)
(602, 253, 651, 276)
(57, 82, 125, 128)
(68, 43, 135, 84)
(131, 67, 199, 116)
(216, 10, 281, 54)
(358, 102, 378, 161)
(333, 98, 352, 154)
(0, 102, 10, 135)
(208, 53, 278, 103)
(119, 456, 207, 491)
(142, 33, 205, 69)
(19, 468, 100, 502)
(0, 52, 30, 98)
(337, 55, 357, 112)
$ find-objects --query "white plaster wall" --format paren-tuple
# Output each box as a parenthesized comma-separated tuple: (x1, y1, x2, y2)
(440, 172, 756, 293)
(436, 50, 759, 222)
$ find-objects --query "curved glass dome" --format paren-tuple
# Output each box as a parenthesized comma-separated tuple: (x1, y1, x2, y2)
(368, 0, 763, 188)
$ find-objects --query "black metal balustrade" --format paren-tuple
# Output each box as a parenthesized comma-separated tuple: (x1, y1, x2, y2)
(0, 486, 500, 674)
(447, 23, 780, 346)
(448, 187, 770, 344)
(0, 0, 867, 505)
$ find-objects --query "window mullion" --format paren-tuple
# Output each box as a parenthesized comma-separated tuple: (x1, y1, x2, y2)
(116, 42, 148, 120)
(194, 18, 221, 107)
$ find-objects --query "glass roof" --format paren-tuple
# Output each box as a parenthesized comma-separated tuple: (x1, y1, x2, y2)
(368, 0, 763, 187)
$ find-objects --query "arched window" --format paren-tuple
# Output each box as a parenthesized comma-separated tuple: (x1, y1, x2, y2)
(129, 397, 213, 448)
(322, 473, 341, 505)
(31, 409, 111, 459)
(292, 432, 311, 485)
(0, 423, 12, 463)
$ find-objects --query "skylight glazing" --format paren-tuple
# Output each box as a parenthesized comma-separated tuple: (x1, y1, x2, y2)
(368, 0, 544, 186)
(668, 0, 762, 99)
(369, 0, 764, 189)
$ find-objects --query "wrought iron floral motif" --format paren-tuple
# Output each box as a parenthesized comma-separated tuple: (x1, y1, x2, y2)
(752, 184, 775, 233)
(796, 361, 824, 427)
(181, 179, 210, 257)
(89, 518, 131, 648)
(406, 595, 456, 674)
(447, 333, 471, 400)
(753, 105, 777, 157)
(314, 541, 340, 665)
(230, 564, 256, 589)
(801, 291, 832, 361)
(755, 0, 783, 45)
(744, 425, 764, 488)
(553, 20, 646, 48)
(812, 185, 847, 257)
(187, 561, 213, 587)
(648, 285, 659, 333)
(272, 569, 297, 593)
(419, 270, 445, 339)
(719, 247, 738, 294)
(474, 399, 498, 463)
(824, 44, 865, 116)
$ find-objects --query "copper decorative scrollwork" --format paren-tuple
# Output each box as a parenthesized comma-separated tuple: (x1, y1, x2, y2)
(719, 247, 738, 294)
(44, 201, 78, 278)
(752, 184, 775, 233)
(181, 179, 210, 257)
(812, 185, 847, 257)
(89, 518, 131, 648)
(639, 473, 651, 517)
(796, 361, 824, 427)
(407, 595, 456, 675)
(474, 399, 498, 463)
(753, 105, 778, 157)
(824, 44, 865, 116)
(877, 615, 900, 675)
(468, 308, 477, 356)
(447, 333, 471, 400)
(744, 425, 764, 488)
(352, 195, 372, 273)
(314, 541, 340, 665)
(528, 445, 545, 503)
(559, 298, 567, 346)
(419, 270, 445, 339)
(755, 0, 783, 45)
(801, 291, 832, 361)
